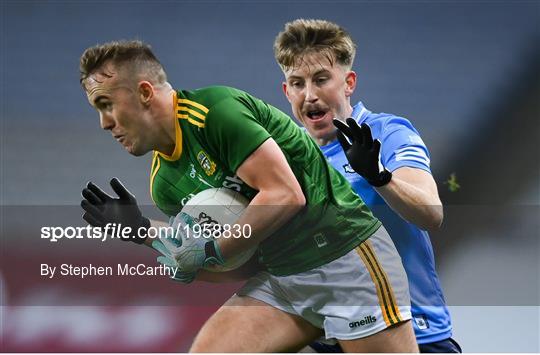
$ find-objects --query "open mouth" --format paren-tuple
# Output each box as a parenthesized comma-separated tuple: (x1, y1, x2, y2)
(306, 110, 328, 121)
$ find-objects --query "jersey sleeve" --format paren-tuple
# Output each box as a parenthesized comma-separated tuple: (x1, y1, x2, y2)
(203, 97, 271, 172)
(379, 115, 432, 174)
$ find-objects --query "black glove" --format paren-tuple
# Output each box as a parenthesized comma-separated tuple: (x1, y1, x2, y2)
(81, 178, 150, 244)
(333, 118, 392, 187)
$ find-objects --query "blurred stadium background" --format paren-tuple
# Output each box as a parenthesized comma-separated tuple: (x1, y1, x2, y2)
(1, 0, 539, 352)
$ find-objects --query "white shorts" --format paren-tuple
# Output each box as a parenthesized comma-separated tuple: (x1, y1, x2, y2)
(237, 226, 411, 340)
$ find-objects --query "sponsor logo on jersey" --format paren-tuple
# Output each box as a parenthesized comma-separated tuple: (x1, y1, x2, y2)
(414, 314, 429, 330)
(189, 164, 197, 178)
(349, 315, 376, 328)
(222, 174, 244, 192)
(197, 150, 216, 176)
(343, 164, 356, 174)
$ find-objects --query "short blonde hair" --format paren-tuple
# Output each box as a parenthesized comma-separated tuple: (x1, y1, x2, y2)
(274, 19, 356, 72)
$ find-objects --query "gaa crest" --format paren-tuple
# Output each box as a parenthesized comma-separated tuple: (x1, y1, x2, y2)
(197, 150, 216, 176)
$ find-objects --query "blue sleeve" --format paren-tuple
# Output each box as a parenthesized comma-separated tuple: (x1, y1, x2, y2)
(378, 115, 431, 174)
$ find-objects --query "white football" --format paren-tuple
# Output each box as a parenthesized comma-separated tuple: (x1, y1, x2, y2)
(180, 187, 256, 272)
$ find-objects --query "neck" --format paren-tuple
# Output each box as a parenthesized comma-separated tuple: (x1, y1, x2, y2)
(316, 132, 338, 147)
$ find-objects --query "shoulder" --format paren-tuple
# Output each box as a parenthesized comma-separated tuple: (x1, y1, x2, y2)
(195, 85, 247, 98)
(359, 107, 431, 170)
(176, 87, 256, 129)
(179, 86, 254, 112)
(361, 110, 422, 141)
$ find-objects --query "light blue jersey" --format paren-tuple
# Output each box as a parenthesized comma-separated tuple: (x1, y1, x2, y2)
(320, 102, 453, 344)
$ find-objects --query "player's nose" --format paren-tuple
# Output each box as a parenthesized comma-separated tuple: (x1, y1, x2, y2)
(304, 82, 318, 103)
(99, 113, 115, 130)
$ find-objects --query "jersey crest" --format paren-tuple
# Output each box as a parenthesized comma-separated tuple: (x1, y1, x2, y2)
(197, 150, 216, 176)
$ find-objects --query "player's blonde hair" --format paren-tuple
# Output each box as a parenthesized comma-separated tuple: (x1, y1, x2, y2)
(274, 19, 356, 72)
(79, 40, 167, 89)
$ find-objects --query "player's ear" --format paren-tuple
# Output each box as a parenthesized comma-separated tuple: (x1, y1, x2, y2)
(138, 81, 154, 106)
(344, 71, 357, 98)
(282, 82, 292, 103)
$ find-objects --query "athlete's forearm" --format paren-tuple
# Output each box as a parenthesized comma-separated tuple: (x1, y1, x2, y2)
(216, 187, 305, 260)
(375, 177, 443, 231)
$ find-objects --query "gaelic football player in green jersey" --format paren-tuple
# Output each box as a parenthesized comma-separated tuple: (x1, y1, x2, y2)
(79, 40, 417, 352)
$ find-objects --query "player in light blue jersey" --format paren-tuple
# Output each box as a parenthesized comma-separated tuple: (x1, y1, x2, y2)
(274, 19, 461, 352)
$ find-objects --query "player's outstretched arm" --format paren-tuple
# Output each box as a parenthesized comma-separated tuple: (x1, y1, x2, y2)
(334, 118, 443, 231)
(376, 167, 443, 231)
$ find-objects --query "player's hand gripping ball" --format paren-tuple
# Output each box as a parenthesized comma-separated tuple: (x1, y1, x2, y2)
(152, 212, 224, 283)
(152, 188, 257, 283)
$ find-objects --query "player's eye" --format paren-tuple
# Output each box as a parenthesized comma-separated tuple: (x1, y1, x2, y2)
(98, 102, 112, 110)
(315, 77, 328, 85)
(290, 81, 303, 88)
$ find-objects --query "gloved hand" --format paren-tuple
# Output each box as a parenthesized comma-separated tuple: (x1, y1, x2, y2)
(81, 177, 150, 244)
(152, 233, 197, 283)
(153, 212, 225, 284)
(333, 118, 392, 187)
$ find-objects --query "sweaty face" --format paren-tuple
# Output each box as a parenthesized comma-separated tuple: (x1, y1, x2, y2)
(283, 53, 356, 145)
(84, 63, 151, 156)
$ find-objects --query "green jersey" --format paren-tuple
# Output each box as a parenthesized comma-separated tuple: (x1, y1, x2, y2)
(150, 86, 380, 275)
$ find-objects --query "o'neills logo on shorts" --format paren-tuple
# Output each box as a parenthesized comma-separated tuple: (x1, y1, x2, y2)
(349, 315, 376, 328)
(197, 150, 216, 176)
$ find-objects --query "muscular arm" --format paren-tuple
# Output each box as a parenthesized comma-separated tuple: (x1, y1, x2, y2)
(375, 166, 443, 231)
(216, 138, 306, 259)
(332, 118, 443, 231)
(145, 139, 305, 282)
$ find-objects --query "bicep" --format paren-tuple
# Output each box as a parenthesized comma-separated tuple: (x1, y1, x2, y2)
(236, 138, 302, 194)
